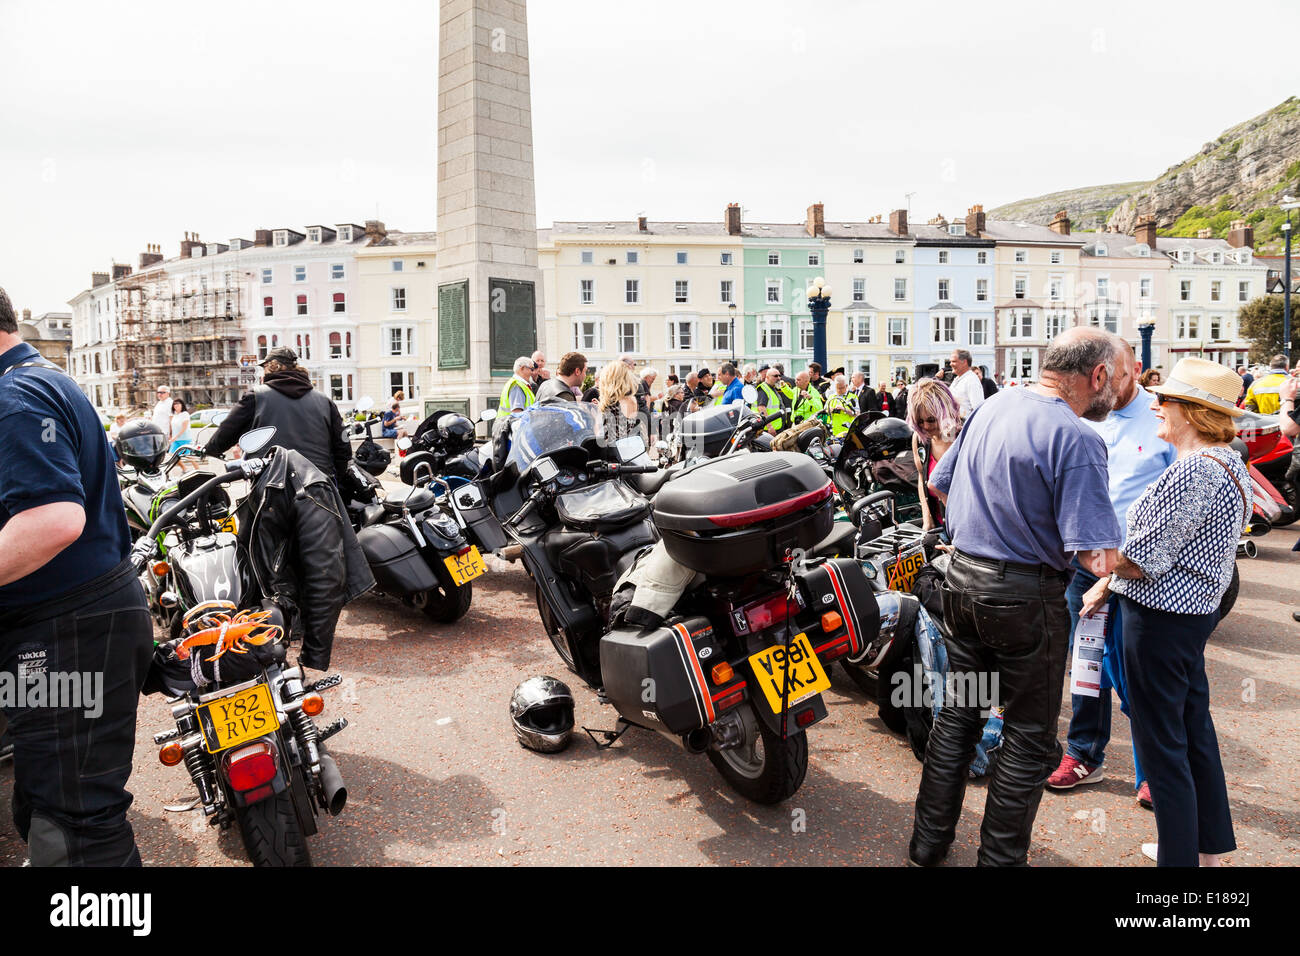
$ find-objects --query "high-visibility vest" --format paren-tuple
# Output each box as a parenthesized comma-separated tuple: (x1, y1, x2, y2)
(757, 382, 789, 431)
(499, 375, 536, 412)
(790, 387, 824, 425)
(825, 392, 858, 435)
(1245, 372, 1285, 414)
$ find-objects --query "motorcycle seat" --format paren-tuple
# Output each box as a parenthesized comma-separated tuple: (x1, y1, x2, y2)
(383, 485, 436, 514)
(811, 520, 858, 559)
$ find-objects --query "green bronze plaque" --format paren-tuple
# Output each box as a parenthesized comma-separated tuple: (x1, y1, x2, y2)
(488, 278, 537, 372)
(437, 280, 470, 370)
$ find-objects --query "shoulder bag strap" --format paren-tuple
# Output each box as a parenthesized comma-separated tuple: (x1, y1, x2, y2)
(1198, 452, 1251, 525)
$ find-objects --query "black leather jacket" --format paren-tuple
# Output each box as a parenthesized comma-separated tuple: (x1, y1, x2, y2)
(239, 447, 374, 669)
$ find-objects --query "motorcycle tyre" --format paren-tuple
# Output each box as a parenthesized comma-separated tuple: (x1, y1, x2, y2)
(874, 655, 912, 735)
(236, 789, 312, 867)
(412, 581, 473, 623)
(707, 702, 808, 805)
(840, 661, 877, 699)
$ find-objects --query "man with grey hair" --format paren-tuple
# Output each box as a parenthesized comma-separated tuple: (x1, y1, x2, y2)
(500, 355, 538, 413)
(636, 366, 660, 416)
(742, 364, 758, 386)
(949, 348, 983, 419)
(910, 327, 1129, 867)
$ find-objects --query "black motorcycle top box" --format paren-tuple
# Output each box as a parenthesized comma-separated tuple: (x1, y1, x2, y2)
(678, 403, 744, 459)
(652, 452, 834, 577)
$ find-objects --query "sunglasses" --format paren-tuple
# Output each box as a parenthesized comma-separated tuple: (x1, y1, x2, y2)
(1154, 394, 1194, 407)
(918, 416, 939, 425)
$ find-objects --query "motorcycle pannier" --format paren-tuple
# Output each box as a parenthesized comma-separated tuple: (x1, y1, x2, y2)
(793, 557, 880, 661)
(357, 524, 438, 595)
(600, 616, 727, 735)
(679, 404, 744, 459)
(652, 452, 834, 578)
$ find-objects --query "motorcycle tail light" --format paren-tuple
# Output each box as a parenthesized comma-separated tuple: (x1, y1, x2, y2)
(151, 561, 170, 577)
(225, 742, 277, 792)
(710, 662, 734, 685)
(159, 741, 184, 766)
(796, 708, 817, 728)
(456, 545, 473, 556)
(745, 593, 792, 633)
(301, 693, 325, 717)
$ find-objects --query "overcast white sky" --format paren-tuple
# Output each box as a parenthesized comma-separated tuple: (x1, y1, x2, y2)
(2, 0, 1296, 315)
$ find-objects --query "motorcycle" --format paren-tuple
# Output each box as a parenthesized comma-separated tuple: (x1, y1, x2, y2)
(133, 426, 348, 867)
(492, 401, 875, 803)
(1235, 410, 1297, 526)
(343, 412, 485, 623)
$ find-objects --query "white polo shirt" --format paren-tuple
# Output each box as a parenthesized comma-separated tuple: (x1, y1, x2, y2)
(951, 370, 984, 418)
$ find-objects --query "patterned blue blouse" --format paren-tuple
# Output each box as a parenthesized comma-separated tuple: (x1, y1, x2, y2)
(1110, 445, 1250, 615)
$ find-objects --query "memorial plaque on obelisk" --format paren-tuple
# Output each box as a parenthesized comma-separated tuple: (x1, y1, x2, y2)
(433, 0, 545, 411)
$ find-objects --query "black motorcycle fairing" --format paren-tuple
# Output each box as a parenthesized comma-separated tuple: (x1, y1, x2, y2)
(170, 534, 244, 609)
(548, 518, 658, 600)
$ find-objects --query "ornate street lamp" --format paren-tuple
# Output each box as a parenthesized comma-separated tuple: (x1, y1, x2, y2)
(805, 275, 832, 374)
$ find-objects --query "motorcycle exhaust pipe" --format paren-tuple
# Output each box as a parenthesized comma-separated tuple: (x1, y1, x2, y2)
(680, 728, 711, 754)
(316, 752, 348, 816)
(1238, 539, 1258, 558)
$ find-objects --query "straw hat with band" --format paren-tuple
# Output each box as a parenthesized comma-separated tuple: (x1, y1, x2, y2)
(1148, 358, 1244, 418)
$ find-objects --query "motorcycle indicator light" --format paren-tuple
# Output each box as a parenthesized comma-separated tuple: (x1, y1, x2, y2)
(820, 611, 843, 633)
(301, 693, 325, 717)
(225, 742, 278, 792)
(151, 561, 170, 577)
(159, 741, 184, 766)
(710, 662, 734, 685)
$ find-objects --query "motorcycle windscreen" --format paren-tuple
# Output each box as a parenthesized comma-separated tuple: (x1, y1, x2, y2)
(505, 403, 603, 475)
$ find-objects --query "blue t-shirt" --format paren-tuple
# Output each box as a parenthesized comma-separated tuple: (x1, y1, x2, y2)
(1084, 386, 1176, 546)
(722, 377, 744, 405)
(930, 387, 1121, 570)
(0, 343, 132, 607)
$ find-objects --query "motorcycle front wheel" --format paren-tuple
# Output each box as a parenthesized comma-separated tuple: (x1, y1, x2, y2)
(707, 702, 808, 804)
(411, 581, 473, 623)
(235, 790, 312, 867)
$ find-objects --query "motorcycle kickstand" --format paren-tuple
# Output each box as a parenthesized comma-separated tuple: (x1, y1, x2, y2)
(583, 717, 633, 750)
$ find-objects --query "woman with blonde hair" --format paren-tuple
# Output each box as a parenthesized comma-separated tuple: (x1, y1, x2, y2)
(1080, 359, 1249, 867)
(905, 377, 962, 528)
(597, 360, 641, 440)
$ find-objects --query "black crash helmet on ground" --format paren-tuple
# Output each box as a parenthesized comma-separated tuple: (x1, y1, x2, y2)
(861, 417, 913, 461)
(115, 419, 169, 472)
(509, 676, 575, 753)
(436, 413, 475, 453)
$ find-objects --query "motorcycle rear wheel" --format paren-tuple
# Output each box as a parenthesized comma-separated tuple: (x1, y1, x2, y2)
(235, 790, 312, 867)
(411, 582, 473, 623)
(707, 702, 808, 804)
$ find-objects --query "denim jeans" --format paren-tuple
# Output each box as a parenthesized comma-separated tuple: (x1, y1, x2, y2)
(0, 559, 153, 866)
(1065, 560, 1143, 787)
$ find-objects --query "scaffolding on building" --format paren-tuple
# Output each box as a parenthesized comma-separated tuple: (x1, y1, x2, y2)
(113, 262, 248, 412)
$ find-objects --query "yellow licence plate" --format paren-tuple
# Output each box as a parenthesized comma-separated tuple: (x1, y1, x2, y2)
(443, 547, 488, 587)
(219, 515, 238, 534)
(196, 683, 280, 754)
(748, 632, 832, 714)
(886, 547, 926, 592)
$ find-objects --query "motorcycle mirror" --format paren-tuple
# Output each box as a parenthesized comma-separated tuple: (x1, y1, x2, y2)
(654, 440, 670, 454)
(741, 384, 759, 404)
(238, 426, 276, 456)
(479, 407, 498, 422)
(212, 410, 229, 426)
(355, 396, 375, 413)
(615, 434, 646, 463)
(396, 436, 413, 451)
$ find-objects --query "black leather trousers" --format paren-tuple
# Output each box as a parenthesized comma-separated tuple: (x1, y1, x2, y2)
(910, 552, 1071, 866)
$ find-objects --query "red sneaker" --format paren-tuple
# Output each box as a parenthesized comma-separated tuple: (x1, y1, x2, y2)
(1046, 754, 1104, 790)
(1137, 781, 1153, 810)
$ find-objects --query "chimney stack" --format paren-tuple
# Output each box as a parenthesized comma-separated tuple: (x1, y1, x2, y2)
(1135, 216, 1158, 249)
(91, 272, 110, 288)
(1048, 210, 1071, 235)
(180, 231, 200, 258)
(889, 208, 908, 236)
(22, 309, 31, 325)
(139, 243, 164, 269)
(725, 203, 741, 236)
(637, 215, 647, 233)
(254, 228, 271, 247)
(364, 220, 387, 243)
(805, 202, 825, 238)
(112, 263, 132, 280)
(1226, 219, 1254, 249)
(965, 204, 986, 238)
(1196, 227, 1213, 239)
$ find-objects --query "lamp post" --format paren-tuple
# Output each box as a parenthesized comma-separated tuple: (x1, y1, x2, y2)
(805, 276, 832, 376)
(1138, 322, 1154, 373)
(727, 302, 737, 366)
(1281, 197, 1298, 363)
